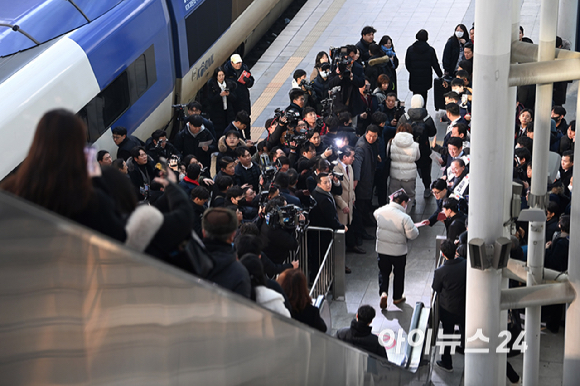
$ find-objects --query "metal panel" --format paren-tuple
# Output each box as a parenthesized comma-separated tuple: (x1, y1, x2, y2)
(0, 192, 429, 385)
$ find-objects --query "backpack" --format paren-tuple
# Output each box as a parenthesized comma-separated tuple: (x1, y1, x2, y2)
(404, 113, 430, 144)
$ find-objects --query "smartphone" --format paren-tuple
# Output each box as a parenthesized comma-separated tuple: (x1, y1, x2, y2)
(84, 146, 99, 176)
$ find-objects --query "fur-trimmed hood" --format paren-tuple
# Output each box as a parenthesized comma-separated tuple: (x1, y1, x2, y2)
(218, 135, 247, 153)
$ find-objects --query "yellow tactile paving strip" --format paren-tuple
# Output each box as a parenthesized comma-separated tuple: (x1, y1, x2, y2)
(249, 0, 347, 140)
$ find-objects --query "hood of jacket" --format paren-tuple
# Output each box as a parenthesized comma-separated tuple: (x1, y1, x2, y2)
(393, 132, 415, 148)
(407, 107, 429, 121)
(368, 55, 390, 67)
(349, 319, 373, 337)
(218, 135, 247, 152)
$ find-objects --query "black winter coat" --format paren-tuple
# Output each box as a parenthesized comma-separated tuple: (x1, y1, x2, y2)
(260, 222, 299, 265)
(405, 41, 443, 92)
(309, 187, 345, 230)
(353, 136, 377, 200)
(224, 61, 254, 117)
(336, 319, 388, 358)
(116, 135, 144, 161)
(173, 126, 216, 167)
(204, 239, 251, 298)
(292, 304, 327, 332)
(444, 212, 467, 242)
(206, 78, 238, 134)
(442, 37, 461, 75)
(432, 257, 467, 316)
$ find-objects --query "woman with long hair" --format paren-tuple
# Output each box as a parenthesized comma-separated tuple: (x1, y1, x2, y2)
(206, 66, 237, 138)
(310, 51, 330, 81)
(277, 268, 327, 332)
(442, 24, 469, 76)
(378, 35, 399, 92)
(1, 109, 126, 241)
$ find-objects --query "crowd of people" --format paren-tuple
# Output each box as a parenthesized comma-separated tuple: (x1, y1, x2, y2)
(0, 21, 574, 373)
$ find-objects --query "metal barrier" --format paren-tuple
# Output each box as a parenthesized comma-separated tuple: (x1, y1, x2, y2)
(306, 227, 345, 301)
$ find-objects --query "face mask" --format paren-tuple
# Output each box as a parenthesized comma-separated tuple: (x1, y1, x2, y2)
(455, 31, 464, 38)
(321, 71, 329, 79)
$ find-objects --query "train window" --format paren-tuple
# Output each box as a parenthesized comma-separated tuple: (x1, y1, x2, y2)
(79, 45, 156, 143)
(185, 0, 232, 68)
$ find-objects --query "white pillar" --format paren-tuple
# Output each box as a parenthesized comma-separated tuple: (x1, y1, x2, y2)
(523, 1, 558, 385)
(558, 0, 578, 50)
(465, 0, 513, 384)
(562, 78, 580, 386)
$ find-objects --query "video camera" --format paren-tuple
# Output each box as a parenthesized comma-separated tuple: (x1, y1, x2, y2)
(274, 108, 301, 125)
(394, 100, 406, 121)
(265, 204, 310, 230)
(299, 79, 315, 93)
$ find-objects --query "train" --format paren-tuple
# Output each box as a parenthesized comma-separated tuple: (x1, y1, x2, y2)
(0, 0, 294, 179)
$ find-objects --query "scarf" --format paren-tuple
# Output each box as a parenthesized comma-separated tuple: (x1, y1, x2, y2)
(218, 81, 227, 110)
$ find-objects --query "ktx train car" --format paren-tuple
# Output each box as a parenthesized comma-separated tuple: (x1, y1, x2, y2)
(0, 0, 293, 179)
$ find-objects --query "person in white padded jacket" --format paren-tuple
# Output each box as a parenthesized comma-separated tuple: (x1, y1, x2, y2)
(374, 190, 420, 308)
(387, 123, 420, 213)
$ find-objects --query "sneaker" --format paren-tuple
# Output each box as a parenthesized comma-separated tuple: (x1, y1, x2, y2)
(424, 190, 433, 198)
(380, 293, 388, 309)
(393, 297, 406, 305)
(436, 360, 453, 373)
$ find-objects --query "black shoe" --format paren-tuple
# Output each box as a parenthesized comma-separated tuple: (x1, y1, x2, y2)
(347, 246, 366, 255)
(361, 232, 375, 240)
(456, 346, 464, 355)
(345, 266, 352, 274)
(436, 360, 453, 373)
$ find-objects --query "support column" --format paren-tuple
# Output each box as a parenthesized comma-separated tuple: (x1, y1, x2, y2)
(562, 82, 580, 386)
(524, 1, 558, 385)
(465, 0, 513, 384)
(558, 0, 578, 50)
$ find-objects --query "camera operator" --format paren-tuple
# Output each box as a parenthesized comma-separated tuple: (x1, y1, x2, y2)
(308, 130, 333, 159)
(351, 78, 375, 136)
(292, 69, 317, 109)
(294, 142, 318, 190)
(328, 50, 365, 114)
(145, 129, 182, 164)
(259, 197, 300, 266)
(303, 107, 324, 132)
(286, 88, 306, 117)
(312, 62, 332, 109)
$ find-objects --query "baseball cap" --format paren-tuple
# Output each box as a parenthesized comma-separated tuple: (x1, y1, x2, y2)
(231, 54, 243, 64)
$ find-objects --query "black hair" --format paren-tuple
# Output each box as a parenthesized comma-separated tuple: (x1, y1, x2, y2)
(235, 146, 250, 158)
(445, 103, 460, 116)
(515, 147, 532, 163)
(186, 163, 201, 180)
(552, 106, 566, 116)
(151, 129, 167, 141)
(240, 253, 266, 301)
(378, 35, 395, 50)
(202, 207, 238, 241)
(219, 156, 235, 171)
(235, 110, 250, 126)
(357, 305, 376, 325)
(440, 239, 457, 259)
(450, 78, 464, 88)
(447, 137, 463, 149)
(215, 175, 233, 191)
(112, 126, 127, 136)
(273, 172, 290, 188)
(559, 214, 570, 233)
(97, 150, 109, 162)
(289, 88, 305, 103)
(191, 186, 210, 200)
(365, 124, 380, 134)
(226, 185, 244, 202)
(372, 111, 388, 124)
(187, 114, 203, 127)
(361, 26, 376, 36)
(315, 172, 330, 184)
(187, 101, 202, 111)
(562, 150, 574, 163)
(293, 69, 307, 81)
(130, 146, 146, 159)
(442, 197, 459, 213)
(235, 235, 263, 257)
(301, 142, 316, 154)
(392, 190, 409, 204)
(452, 123, 468, 137)
(339, 146, 354, 160)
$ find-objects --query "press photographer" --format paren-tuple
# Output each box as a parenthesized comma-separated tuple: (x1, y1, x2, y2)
(292, 69, 317, 109)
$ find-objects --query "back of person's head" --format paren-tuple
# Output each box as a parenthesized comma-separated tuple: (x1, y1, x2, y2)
(186, 163, 201, 180)
(315, 158, 331, 172)
(431, 178, 447, 191)
(293, 69, 307, 81)
(450, 78, 464, 88)
(442, 197, 460, 213)
(445, 103, 460, 116)
(453, 123, 468, 137)
(191, 185, 210, 201)
(202, 207, 238, 241)
(215, 175, 233, 191)
(392, 190, 409, 205)
(112, 158, 126, 171)
(274, 172, 290, 188)
(337, 111, 352, 126)
(187, 114, 204, 127)
(516, 136, 533, 153)
(301, 142, 315, 155)
(546, 200, 560, 217)
(100, 166, 137, 216)
(559, 214, 570, 233)
(372, 111, 388, 125)
(235, 110, 251, 126)
(112, 126, 127, 136)
(457, 60, 472, 74)
(369, 43, 382, 56)
(226, 185, 244, 201)
(287, 168, 299, 186)
(440, 239, 457, 259)
(235, 235, 263, 257)
(277, 268, 311, 312)
(515, 147, 532, 163)
(356, 305, 376, 325)
(416, 29, 429, 42)
(325, 116, 340, 132)
(240, 253, 266, 300)
(456, 69, 470, 81)
(239, 222, 260, 235)
(278, 156, 290, 168)
(411, 94, 424, 108)
(339, 146, 354, 160)
(396, 123, 413, 134)
(1, 109, 92, 217)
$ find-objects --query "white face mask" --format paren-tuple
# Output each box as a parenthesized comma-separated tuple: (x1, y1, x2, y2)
(569, 184, 573, 192)
(321, 71, 329, 79)
(455, 31, 464, 38)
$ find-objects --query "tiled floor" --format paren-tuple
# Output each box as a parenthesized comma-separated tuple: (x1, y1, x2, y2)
(247, 0, 574, 384)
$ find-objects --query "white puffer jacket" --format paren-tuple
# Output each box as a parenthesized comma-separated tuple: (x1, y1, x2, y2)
(389, 132, 420, 181)
(255, 286, 291, 317)
(374, 202, 419, 256)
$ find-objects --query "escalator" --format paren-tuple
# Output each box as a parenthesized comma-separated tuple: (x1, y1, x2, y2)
(0, 192, 431, 385)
